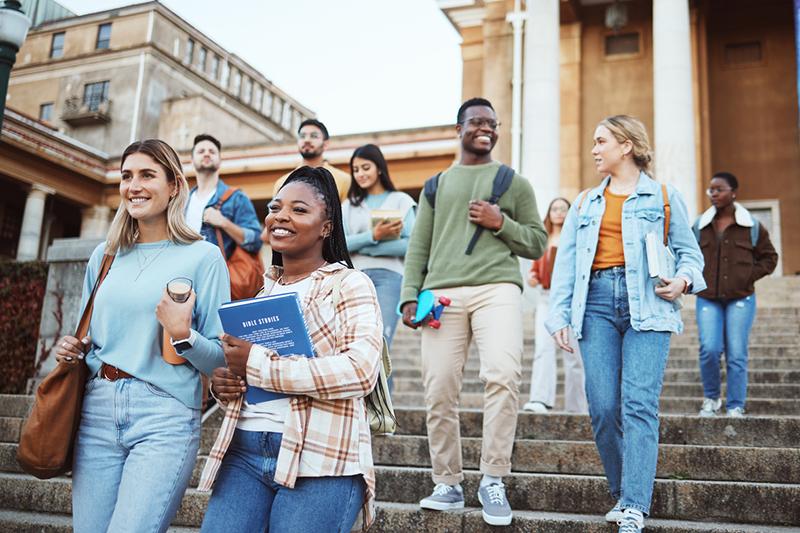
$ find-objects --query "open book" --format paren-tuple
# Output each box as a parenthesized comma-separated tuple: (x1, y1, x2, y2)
(370, 209, 403, 240)
(218, 293, 314, 404)
(645, 232, 684, 310)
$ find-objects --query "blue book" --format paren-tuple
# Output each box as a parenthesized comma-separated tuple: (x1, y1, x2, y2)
(218, 292, 314, 404)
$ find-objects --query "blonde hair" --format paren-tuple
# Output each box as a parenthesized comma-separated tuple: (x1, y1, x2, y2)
(106, 139, 202, 254)
(599, 115, 653, 175)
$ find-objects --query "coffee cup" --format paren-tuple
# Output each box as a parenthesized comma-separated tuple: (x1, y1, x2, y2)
(167, 277, 193, 303)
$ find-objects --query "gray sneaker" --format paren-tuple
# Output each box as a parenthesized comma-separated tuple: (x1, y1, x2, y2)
(419, 483, 464, 511)
(477, 483, 513, 526)
(606, 500, 624, 522)
(698, 397, 722, 417)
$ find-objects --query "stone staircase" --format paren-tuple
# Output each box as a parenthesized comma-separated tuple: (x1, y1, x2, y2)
(1, 295, 799, 531)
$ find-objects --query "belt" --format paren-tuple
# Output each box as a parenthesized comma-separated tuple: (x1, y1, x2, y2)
(100, 363, 135, 381)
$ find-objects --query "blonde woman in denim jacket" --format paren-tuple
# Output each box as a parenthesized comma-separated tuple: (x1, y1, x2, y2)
(546, 116, 705, 533)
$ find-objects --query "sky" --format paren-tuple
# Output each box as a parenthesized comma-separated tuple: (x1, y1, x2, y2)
(57, 0, 464, 136)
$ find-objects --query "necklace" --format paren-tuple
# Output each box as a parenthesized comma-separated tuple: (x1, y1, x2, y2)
(134, 241, 170, 282)
(277, 261, 328, 285)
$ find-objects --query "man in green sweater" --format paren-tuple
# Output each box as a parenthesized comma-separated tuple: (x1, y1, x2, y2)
(400, 98, 547, 526)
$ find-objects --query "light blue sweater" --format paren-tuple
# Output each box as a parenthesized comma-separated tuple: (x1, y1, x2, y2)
(81, 240, 229, 408)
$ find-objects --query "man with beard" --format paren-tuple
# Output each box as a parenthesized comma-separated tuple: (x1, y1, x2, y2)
(399, 98, 547, 527)
(187, 134, 262, 260)
(272, 119, 350, 202)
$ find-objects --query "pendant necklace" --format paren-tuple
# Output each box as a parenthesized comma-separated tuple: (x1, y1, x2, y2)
(134, 241, 170, 282)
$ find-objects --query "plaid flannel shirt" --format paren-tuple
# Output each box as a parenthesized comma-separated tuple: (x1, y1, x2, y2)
(198, 263, 383, 531)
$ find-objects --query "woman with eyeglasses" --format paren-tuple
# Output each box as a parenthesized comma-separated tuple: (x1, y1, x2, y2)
(523, 197, 588, 415)
(692, 172, 778, 418)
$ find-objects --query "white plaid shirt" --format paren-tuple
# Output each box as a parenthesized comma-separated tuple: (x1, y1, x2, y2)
(198, 263, 383, 531)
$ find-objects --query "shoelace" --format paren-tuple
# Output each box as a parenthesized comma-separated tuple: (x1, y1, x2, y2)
(617, 516, 642, 533)
(484, 483, 506, 505)
(431, 483, 455, 496)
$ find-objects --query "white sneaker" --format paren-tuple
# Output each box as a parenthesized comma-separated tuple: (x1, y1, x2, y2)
(727, 407, 745, 418)
(617, 509, 645, 533)
(698, 397, 722, 417)
(522, 401, 549, 414)
(605, 500, 624, 522)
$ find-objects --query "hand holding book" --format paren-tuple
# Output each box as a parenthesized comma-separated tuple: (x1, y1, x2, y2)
(220, 333, 253, 378)
(371, 209, 403, 241)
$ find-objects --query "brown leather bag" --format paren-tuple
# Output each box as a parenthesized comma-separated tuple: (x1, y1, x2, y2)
(214, 188, 264, 300)
(17, 253, 114, 479)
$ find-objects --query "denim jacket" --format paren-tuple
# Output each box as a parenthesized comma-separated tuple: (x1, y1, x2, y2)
(546, 173, 706, 339)
(191, 180, 262, 259)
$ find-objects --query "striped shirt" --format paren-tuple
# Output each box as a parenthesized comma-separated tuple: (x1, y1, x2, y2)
(198, 263, 383, 531)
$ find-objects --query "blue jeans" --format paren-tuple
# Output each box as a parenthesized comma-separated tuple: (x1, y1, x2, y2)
(696, 295, 756, 410)
(363, 268, 402, 391)
(72, 376, 201, 533)
(578, 267, 671, 515)
(200, 429, 365, 533)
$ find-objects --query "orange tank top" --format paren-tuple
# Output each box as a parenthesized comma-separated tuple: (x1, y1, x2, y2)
(592, 189, 628, 270)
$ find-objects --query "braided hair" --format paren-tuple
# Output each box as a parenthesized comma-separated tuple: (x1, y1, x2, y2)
(271, 166, 354, 269)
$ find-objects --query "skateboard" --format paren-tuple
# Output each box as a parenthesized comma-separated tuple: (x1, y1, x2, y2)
(401, 290, 451, 329)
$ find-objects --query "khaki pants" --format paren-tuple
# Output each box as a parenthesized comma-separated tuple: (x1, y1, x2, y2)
(421, 283, 523, 484)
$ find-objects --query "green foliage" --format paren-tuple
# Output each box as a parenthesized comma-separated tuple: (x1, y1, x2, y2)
(0, 261, 49, 394)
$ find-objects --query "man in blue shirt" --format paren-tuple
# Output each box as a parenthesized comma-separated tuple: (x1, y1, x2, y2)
(186, 134, 262, 259)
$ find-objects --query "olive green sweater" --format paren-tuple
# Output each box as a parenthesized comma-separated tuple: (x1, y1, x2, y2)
(400, 161, 547, 305)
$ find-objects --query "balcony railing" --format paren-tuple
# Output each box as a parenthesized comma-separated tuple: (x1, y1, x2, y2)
(61, 97, 112, 126)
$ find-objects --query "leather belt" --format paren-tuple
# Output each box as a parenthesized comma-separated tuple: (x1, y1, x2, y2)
(100, 363, 135, 381)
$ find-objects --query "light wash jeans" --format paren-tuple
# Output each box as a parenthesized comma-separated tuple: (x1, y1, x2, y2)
(362, 268, 402, 347)
(529, 289, 588, 413)
(72, 376, 201, 533)
(696, 295, 756, 410)
(579, 267, 671, 515)
(200, 430, 365, 533)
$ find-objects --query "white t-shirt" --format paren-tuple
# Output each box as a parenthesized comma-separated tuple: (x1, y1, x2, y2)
(186, 188, 215, 233)
(236, 276, 313, 433)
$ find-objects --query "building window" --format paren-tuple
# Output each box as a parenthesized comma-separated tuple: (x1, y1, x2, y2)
(605, 32, 640, 57)
(253, 85, 263, 112)
(231, 69, 241, 96)
(210, 54, 220, 79)
(50, 32, 65, 58)
(96, 23, 112, 49)
(242, 77, 252, 104)
(173, 37, 180, 57)
(197, 47, 207, 72)
(725, 41, 763, 67)
(220, 60, 230, 87)
(83, 81, 110, 111)
(184, 38, 195, 64)
(39, 103, 54, 122)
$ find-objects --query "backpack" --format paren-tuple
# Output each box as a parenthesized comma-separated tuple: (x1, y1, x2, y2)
(691, 214, 760, 246)
(423, 164, 515, 255)
(330, 269, 396, 436)
(214, 188, 265, 300)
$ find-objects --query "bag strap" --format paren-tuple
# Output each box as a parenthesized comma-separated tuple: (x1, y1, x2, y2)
(75, 253, 114, 339)
(660, 183, 670, 247)
(423, 173, 441, 209)
(576, 188, 592, 213)
(213, 188, 240, 259)
(465, 164, 515, 255)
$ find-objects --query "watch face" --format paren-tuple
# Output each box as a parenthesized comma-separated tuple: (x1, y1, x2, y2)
(173, 341, 193, 352)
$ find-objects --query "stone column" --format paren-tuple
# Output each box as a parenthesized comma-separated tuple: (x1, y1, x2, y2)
(653, 0, 698, 216)
(80, 205, 113, 239)
(16, 184, 55, 262)
(482, 0, 513, 165)
(522, 0, 560, 213)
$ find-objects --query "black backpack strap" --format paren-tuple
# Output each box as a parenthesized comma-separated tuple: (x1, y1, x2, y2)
(423, 173, 441, 209)
(465, 164, 515, 255)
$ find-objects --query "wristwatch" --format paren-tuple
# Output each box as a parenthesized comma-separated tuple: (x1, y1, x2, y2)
(171, 330, 197, 353)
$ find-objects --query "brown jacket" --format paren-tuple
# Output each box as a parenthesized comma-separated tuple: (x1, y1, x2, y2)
(695, 206, 778, 300)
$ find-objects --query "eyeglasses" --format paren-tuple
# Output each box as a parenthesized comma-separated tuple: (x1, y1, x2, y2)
(460, 118, 500, 130)
(706, 187, 733, 196)
(297, 132, 322, 141)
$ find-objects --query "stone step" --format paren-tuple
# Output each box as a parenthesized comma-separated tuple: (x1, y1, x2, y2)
(388, 356, 800, 372)
(392, 379, 800, 399)
(388, 345, 800, 359)
(372, 435, 799, 484)
(389, 392, 800, 414)
(389, 408, 800, 448)
(1, 469, 797, 526)
(389, 367, 800, 384)
(374, 467, 800, 525)
(0, 396, 32, 419)
(373, 502, 800, 533)
(0, 417, 22, 444)
(4, 505, 799, 533)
